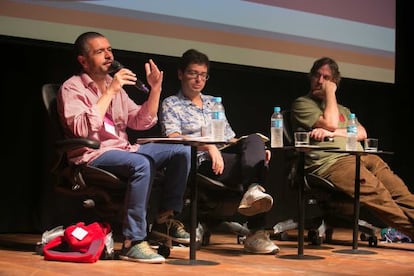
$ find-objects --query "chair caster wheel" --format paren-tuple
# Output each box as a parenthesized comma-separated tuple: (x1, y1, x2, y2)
(279, 231, 290, 241)
(360, 232, 378, 247)
(325, 228, 333, 243)
(360, 232, 367, 241)
(308, 230, 322, 245)
(157, 244, 170, 258)
(195, 222, 210, 247)
(202, 231, 211, 246)
(237, 235, 247, 244)
(368, 236, 378, 247)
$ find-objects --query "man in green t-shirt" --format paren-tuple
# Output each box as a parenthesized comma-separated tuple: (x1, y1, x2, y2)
(291, 57, 414, 241)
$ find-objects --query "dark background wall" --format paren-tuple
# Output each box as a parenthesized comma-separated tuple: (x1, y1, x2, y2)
(0, 1, 411, 233)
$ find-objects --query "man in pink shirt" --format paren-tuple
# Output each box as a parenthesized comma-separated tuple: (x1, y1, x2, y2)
(57, 31, 191, 264)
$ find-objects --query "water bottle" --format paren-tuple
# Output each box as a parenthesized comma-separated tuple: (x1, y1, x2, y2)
(211, 96, 225, 141)
(270, 106, 283, 147)
(346, 113, 358, 151)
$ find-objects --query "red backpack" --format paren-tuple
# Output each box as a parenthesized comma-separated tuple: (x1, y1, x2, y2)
(43, 222, 112, 263)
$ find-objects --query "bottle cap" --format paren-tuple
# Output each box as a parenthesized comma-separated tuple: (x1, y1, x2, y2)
(213, 97, 222, 103)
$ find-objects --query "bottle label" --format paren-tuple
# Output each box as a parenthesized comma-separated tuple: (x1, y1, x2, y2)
(272, 119, 283, 128)
(212, 111, 225, 120)
(347, 125, 357, 134)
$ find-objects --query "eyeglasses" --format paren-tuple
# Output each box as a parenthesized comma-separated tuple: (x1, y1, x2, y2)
(185, 70, 210, 81)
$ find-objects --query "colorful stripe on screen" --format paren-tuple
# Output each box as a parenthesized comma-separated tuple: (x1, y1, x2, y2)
(0, 0, 395, 83)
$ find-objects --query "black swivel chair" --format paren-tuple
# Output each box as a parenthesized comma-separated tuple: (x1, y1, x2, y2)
(194, 171, 249, 245)
(276, 109, 382, 246)
(42, 83, 129, 222)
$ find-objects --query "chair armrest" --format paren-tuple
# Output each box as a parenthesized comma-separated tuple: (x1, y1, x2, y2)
(307, 152, 320, 160)
(50, 138, 100, 175)
(55, 138, 100, 153)
(306, 173, 336, 190)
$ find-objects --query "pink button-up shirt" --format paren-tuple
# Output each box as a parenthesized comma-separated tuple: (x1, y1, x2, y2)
(57, 73, 157, 164)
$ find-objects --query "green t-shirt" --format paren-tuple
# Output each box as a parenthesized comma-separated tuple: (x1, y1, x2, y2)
(291, 95, 363, 174)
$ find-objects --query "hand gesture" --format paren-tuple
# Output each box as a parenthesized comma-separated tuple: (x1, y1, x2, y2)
(145, 59, 163, 93)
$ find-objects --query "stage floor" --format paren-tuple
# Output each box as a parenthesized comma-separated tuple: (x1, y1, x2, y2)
(1, 227, 413, 275)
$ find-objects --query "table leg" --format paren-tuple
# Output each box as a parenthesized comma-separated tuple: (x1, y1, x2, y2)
(352, 154, 361, 250)
(189, 145, 198, 260)
(169, 145, 219, 265)
(298, 151, 305, 256)
(279, 150, 323, 260)
(334, 153, 376, 255)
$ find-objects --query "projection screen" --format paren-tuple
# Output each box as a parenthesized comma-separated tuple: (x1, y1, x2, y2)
(0, 0, 396, 83)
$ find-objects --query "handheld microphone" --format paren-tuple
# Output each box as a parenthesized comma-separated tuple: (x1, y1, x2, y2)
(109, 60, 150, 93)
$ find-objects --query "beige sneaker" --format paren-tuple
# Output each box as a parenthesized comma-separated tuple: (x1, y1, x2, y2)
(238, 184, 273, 216)
(119, 241, 165, 264)
(244, 230, 280, 254)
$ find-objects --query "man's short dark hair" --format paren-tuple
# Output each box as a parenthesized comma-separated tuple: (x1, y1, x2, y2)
(74, 31, 105, 56)
(178, 49, 210, 72)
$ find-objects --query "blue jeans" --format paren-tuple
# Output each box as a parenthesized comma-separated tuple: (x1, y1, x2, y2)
(89, 143, 191, 241)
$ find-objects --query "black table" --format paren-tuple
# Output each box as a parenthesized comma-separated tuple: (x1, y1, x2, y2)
(325, 149, 393, 255)
(137, 137, 226, 265)
(276, 145, 338, 260)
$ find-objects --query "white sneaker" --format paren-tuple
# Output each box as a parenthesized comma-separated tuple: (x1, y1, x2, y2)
(244, 230, 280, 254)
(238, 184, 273, 216)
